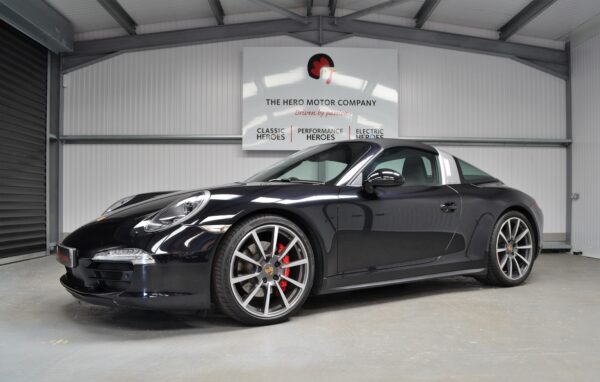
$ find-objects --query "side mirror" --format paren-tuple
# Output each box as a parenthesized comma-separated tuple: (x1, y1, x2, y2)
(363, 168, 405, 194)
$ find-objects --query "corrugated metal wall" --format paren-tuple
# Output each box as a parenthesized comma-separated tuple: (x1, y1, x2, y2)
(62, 35, 567, 235)
(0, 21, 48, 258)
(64, 36, 310, 135)
(64, 36, 566, 138)
(334, 38, 566, 139)
(571, 31, 600, 253)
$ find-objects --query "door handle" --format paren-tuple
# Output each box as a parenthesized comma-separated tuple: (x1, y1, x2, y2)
(440, 202, 458, 213)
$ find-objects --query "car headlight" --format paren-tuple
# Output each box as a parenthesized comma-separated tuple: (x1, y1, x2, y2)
(102, 195, 135, 216)
(140, 191, 210, 232)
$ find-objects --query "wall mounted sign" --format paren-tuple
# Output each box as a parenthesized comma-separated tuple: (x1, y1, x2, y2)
(242, 47, 398, 150)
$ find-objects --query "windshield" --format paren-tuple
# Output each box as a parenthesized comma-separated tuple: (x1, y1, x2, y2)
(246, 142, 373, 185)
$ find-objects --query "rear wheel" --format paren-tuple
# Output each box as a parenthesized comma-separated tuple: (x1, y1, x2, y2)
(212, 215, 314, 325)
(481, 211, 536, 287)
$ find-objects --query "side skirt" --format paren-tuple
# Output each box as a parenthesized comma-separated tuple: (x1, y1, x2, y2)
(321, 268, 487, 293)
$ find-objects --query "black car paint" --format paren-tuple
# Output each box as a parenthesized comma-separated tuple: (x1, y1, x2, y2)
(59, 140, 543, 311)
(337, 184, 462, 271)
(112, 191, 175, 212)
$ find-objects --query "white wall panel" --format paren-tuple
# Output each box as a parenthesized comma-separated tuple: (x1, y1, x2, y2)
(62, 36, 567, 234)
(438, 146, 566, 235)
(329, 37, 566, 139)
(62, 144, 287, 233)
(64, 36, 310, 136)
(64, 36, 566, 139)
(571, 31, 600, 253)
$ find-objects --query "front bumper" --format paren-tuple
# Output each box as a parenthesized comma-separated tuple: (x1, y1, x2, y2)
(60, 256, 213, 311)
(58, 219, 227, 311)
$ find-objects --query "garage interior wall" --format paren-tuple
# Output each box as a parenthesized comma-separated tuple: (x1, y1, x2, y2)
(62, 35, 567, 238)
(571, 28, 600, 254)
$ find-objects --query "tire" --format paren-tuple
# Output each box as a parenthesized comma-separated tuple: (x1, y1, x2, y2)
(480, 211, 536, 287)
(212, 214, 315, 325)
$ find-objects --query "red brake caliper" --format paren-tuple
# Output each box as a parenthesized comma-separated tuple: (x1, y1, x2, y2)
(277, 243, 290, 292)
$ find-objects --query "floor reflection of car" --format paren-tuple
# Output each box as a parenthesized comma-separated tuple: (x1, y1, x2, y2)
(56, 139, 543, 325)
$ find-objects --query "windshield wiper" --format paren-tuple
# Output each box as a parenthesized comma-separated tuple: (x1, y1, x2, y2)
(268, 178, 324, 185)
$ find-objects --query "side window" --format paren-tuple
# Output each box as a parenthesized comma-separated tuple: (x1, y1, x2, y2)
(456, 158, 496, 184)
(366, 148, 440, 186)
(374, 157, 405, 173)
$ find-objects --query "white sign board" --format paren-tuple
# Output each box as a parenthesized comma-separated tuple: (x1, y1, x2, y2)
(242, 47, 398, 150)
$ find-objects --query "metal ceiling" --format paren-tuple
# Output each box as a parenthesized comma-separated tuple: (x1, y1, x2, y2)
(119, 0, 215, 25)
(42, 0, 600, 42)
(45, 0, 121, 32)
(55, 0, 577, 79)
(519, 0, 600, 40)
(5, 0, 600, 78)
(429, 0, 532, 31)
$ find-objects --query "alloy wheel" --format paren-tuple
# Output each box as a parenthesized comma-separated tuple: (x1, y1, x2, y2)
(229, 224, 310, 318)
(496, 217, 533, 280)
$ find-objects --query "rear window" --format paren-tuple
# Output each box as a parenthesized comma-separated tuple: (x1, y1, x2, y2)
(456, 158, 497, 184)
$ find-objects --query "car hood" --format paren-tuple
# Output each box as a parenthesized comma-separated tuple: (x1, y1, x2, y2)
(103, 182, 305, 219)
(62, 181, 341, 253)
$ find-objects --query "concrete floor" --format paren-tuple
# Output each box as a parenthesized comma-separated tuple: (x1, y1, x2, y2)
(1, 253, 599, 382)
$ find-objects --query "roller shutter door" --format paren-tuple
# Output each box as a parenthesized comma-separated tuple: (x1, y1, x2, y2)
(0, 21, 48, 258)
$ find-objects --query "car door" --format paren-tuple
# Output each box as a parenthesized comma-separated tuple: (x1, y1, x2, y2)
(337, 147, 461, 273)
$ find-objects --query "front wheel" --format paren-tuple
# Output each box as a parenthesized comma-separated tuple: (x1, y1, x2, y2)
(212, 215, 314, 325)
(481, 211, 537, 287)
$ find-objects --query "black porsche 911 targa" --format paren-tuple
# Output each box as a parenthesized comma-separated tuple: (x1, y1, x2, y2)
(56, 139, 543, 325)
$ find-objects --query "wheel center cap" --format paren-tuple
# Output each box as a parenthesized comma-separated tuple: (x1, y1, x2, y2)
(507, 243, 514, 253)
(264, 264, 275, 276)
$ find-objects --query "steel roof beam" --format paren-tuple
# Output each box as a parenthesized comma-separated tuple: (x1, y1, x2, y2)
(289, 30, 352, 45)
(64, 16, 568, 78)
(414, 0, 440, 29)
(68, 18, 313, 57)
(498, 0, 558, 41)
(69, 17, 567, 64)
(247, 0, 308, 24)
(97, 0, 137, 35)
(58, 134, 571, 147)
(0, 0, 73, 52)
(511, 57, 568, 80)
(208, 0, 225, 25)
(62, 51, 123, 73)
